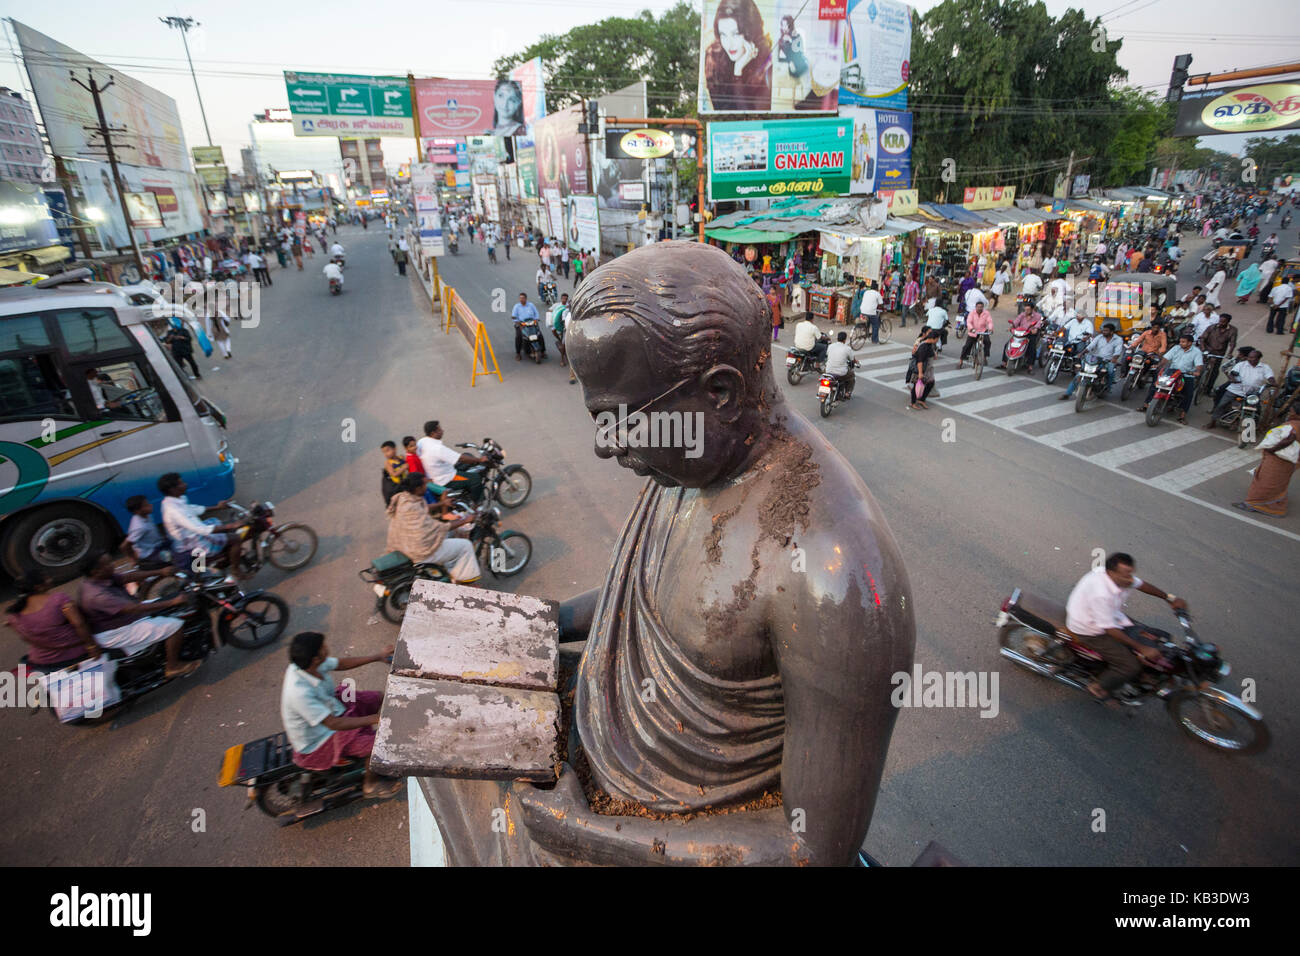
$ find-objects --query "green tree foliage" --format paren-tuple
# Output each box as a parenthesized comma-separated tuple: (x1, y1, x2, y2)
(492, 1, 699, 118)
(910, 0, 1129, 198)
(1244, 133, 1300, 184)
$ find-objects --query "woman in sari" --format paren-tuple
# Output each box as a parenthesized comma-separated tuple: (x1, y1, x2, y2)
(1235, 409, 1300, 517)
(1233, 262, 1262, 303)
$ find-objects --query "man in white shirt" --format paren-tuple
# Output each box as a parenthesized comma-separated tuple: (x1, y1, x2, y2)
(1206, 350, 1276, 427)
(1188, 301, 1218, 342)
(1267, 279, 1295, 334)
(1061, 310, 1093, 344)
(793, 314, 827, 363)
(323, 260, 344, 288)
(963, 285, 988, 317)
(329, 241, 345, 260)
(1065, 552, 1186, 700)
(924, 301, 949, 350)
(1048, 273, 1070, 302)
(823, 331, 856, 397)
(1021, 272, 1043, 297)
(858, 282, 885, 343)
(157, 472, 245, 578)
(416, 420, 487, 489)
(1041, 254, 1057, 276)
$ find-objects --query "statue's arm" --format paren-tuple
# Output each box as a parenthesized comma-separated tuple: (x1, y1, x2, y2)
(769, 564, 915, 865)
(558, 588, 600, 642)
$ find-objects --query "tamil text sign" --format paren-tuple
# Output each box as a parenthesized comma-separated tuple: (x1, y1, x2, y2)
(284, 72, 414, 137)
(1174, 82, 1300, 137)
(708, 117, 851, 202)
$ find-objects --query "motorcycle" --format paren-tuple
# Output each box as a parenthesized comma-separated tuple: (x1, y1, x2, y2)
(22, 572, 289, 723)
(996, 588, 1268, 755)
(1043, 332, 1085, 385)
(361, 508, 532, 624)
(449, 437, 532, 510)
(1215, 381, 1267, 448)
(141, 502, 318, 598)
(330, 253, 346, 269)
(219, 730, 370, 825)
(785, 334, 829, 385)
(1073, 356, 1113, 412)
(328, 276, 342, 296)
(1144, 367, 1186, 426)
(1264, 366, 1300, 427)
(519, 318, 546, 363)
(448, 235, 459, 255)
(540, 281, 558, 307)
(816, 362, 857, 418)
(1120, 349, 1158, 401)
(1004, 321, 1041, 376)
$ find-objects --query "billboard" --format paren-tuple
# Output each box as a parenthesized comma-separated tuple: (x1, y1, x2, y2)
(518, 145, 538, 200)
(509, 58, 548, 139)
(1174, 82, 1300, 137)
(842, 107, 911, 195)
(544, 188, 564, 238)
(423, 137, 461, 164)
(708, 116, 851, 201)
(465, 136, 499, 176)
(284, 72, 414, 138)
(565, 195, 599, 252)
(125, 191, 163, 228)
(412, 163, 445, 256)
(534, 106, 590, 198)
(697, 0, 844, 113)
(14, 20, 189, 171)
(839, 0, 912, 110)
(0, 181, 60, 254)
(69, 161, 206, 247)
(414, 78, 529, 137)
(605, 127, 677, 160)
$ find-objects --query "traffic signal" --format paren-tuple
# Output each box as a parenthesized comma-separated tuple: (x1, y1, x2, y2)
(1166, 54, 1192, 104)
(587, 102, 599, 131)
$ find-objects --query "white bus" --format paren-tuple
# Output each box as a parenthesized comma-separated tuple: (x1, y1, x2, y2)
(0, 270, 235, 579)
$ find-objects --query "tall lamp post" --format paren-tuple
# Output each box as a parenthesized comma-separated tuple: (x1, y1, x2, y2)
(159, 15, 212, 146)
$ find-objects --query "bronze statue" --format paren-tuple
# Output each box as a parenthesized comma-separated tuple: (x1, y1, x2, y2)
(406, 241, 914, 866)
(546, 241, 915, 865)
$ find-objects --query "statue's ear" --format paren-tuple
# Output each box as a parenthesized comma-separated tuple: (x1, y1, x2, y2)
(701, 365, 745, 425)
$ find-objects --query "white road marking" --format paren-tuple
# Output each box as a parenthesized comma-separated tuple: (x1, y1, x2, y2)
(1156, 446, 1261, 492)
(993, 402, 1082, 429)
(1036, 414, 1141, 449)
(1086, 427, 1210, 469)
(950, 384, 1061, 412)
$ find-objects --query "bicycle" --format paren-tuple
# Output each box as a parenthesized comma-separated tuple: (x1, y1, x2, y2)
(1193, 354, 1225, 407)
(848, 318, 893, 349)
(969, 333, 988, 380)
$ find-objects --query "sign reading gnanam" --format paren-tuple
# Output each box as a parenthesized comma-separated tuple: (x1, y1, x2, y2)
(708, 118, 851, 202)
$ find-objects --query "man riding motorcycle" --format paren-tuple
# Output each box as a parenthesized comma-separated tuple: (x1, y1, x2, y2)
(1065, 552, 1188, 704)
(1060, 323, 1123, 400)
(329, 241, 345, 263)
(1138, 332, 1204, 423)
(793, 314, 829, 364)
(323, 260, 344, 290)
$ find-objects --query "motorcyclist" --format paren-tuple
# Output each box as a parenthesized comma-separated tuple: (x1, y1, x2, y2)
(329, 241, 345, 262)
(1060, 322, 1123, 400)
(793, 314, 828, 364)
(998, 306, 1040, 369)
(1065, 552, 1187, 705)
(1129, 319, 1168, 364)
(535, 264, 556, 303)
(1205, 349, 1276, 429)
(1138, 332, 1203, 423)
(323, 259, 344, 289)
(1061, 309, 1094, 345)
(824, 331, 856, 399)
(511, 292, 546, 360)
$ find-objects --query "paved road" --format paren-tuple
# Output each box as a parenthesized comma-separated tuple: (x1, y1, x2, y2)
(2, 224, 1295, 867)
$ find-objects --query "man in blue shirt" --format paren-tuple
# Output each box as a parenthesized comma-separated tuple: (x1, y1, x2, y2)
(511, 292, 546, 361)
(279, 631, 401, 798)
(1139, 332, 1204, 423)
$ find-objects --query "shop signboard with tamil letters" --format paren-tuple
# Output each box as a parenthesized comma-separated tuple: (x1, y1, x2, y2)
(1174, 82, 1300, 137)
(707, 117, 851, 202)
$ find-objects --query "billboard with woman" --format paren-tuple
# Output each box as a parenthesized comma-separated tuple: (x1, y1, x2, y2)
(697, 0, 843, 113)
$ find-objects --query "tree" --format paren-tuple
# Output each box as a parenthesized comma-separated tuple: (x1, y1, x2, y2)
(1244, 134, 1300, 186)
(909, 0, 1128, 199)
(492, 2, 699, 118)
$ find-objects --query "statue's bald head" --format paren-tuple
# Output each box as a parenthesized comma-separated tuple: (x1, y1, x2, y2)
(567, 241, 771, 398)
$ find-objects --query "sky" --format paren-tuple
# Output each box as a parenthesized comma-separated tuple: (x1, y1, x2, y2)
(3, 0, 1297, 173)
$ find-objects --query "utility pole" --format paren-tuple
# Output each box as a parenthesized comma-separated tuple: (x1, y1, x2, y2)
(70, 69, 146, 277)
(160, 16, 212, 146)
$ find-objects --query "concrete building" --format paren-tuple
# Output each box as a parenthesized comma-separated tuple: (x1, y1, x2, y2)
(246, 114, 346, 198)
(0, 88, 48, 184)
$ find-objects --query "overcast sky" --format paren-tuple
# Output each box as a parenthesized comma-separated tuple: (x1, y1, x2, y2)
(3, 0, 1296, 171)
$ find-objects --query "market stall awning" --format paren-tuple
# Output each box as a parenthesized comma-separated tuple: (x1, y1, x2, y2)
(817, 217, 924, 255)
(1063, 198, 1110, 214)
(704, 226, 804, 243)
(973, 205, 1061, 226)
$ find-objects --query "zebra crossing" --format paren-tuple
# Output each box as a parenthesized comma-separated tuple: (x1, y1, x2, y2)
(779, 339, 1300, 543)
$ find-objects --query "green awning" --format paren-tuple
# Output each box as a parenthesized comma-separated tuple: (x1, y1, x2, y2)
(704, 226, 804, 243)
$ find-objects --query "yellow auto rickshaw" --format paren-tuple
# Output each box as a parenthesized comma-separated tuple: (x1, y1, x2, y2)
(1096, 272, 1178, 335)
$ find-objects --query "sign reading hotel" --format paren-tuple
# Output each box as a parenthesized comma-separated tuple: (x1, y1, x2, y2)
(707, 117, 851, 202)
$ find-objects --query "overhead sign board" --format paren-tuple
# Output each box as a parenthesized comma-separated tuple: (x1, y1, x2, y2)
(1174, 82, 1300, 137)
(284, 72, 414, 137)
(605, 127, 676, 160)
(192, 146, 225, 166)
(962, 185, 1017, 210)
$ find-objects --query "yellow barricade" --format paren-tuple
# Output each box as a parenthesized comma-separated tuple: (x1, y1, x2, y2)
(439, 283, 502, 387)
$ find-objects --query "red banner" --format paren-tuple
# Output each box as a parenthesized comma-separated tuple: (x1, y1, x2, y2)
(819, 0, 847, 19)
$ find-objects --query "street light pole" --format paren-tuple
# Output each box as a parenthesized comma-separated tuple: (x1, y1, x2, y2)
(159, 16, 212, 146)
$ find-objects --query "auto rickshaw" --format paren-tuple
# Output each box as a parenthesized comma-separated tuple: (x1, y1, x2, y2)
(1096, 272, 1177, 336)
(1265, 258, 1300, 293)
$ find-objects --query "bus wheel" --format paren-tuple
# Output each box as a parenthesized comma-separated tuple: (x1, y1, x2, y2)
(2, 506, 112, 582)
